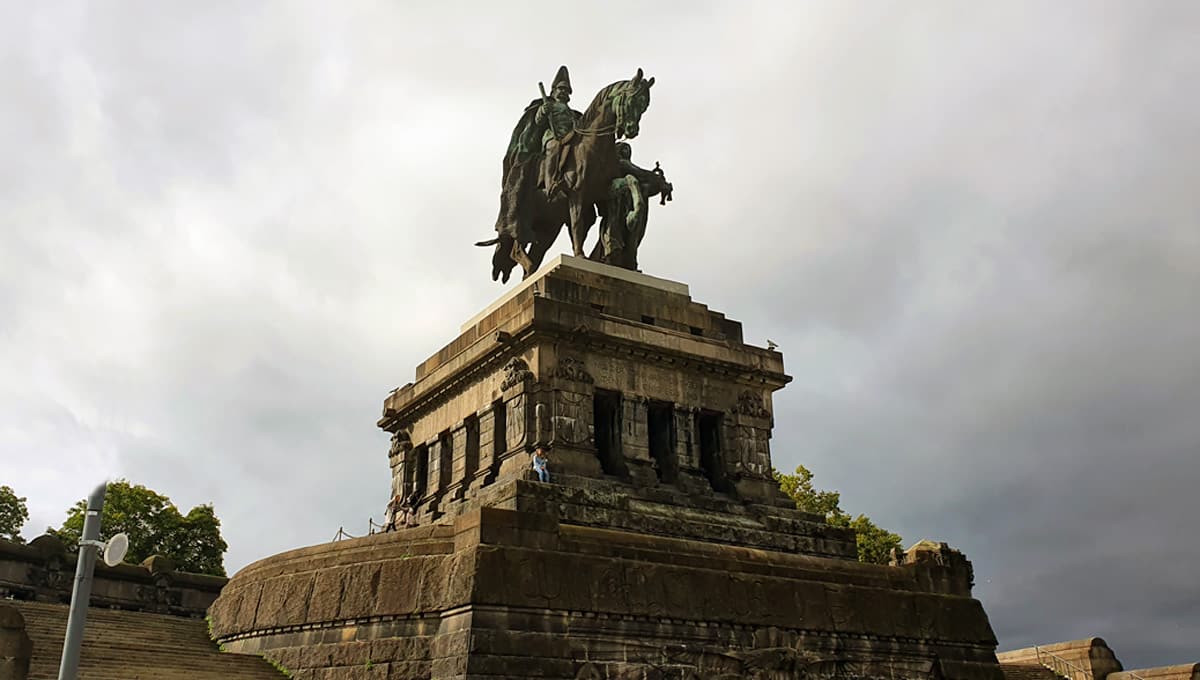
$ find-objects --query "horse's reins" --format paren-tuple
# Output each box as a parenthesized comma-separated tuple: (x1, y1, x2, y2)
(572, 121, 618, 136)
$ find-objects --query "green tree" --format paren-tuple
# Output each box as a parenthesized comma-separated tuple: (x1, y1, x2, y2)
(773, 465, 903, 565)
(52, 480, 228, 576)
(0, 485, 29, 543)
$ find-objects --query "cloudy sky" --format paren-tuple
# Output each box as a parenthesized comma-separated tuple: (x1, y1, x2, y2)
(2, 1, 1197, 669)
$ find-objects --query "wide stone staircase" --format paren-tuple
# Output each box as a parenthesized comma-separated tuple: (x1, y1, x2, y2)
(459, 475, 860, 558)
(11, 600, 288, 679)
(1000, 663, 1068, 680)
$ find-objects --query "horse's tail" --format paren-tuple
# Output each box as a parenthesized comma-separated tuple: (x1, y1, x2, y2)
(475, 238, 500, 247)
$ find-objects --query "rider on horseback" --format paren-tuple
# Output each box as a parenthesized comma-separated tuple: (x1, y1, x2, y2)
(536, 66, 581, 198)
(482, 66, 659, 283)
(491, 66, 582, 265)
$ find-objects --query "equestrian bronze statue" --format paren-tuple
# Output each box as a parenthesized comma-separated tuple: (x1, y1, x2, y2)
(476, 66, 673, 283)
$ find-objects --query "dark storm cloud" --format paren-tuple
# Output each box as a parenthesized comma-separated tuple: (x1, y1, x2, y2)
(1, 1, 1196, 669)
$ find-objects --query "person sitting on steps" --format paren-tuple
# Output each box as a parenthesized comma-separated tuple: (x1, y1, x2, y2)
(532, 446, 551, 483)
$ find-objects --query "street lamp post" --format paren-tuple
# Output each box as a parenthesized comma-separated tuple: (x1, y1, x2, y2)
(56, 481, 106, 680)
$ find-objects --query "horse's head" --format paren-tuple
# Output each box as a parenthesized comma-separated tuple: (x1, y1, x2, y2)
(609, 68, 654, 140)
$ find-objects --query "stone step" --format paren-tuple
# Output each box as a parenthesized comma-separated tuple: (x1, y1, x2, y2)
(11, 600, 287, 680)
(504, 478, 858, 558)
(1000, 663, 1068, 680)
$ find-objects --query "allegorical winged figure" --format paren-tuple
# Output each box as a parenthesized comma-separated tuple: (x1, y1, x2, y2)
(477, 65, 672, 283)
(590, 141, 673, 271)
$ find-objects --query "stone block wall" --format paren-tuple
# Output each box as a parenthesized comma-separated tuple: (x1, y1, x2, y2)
(999, 639, 1198, 680)
(210, 503, 1000, 680)
(377, 257, 798, 528)
(0, 606, 31, 680)
(1112, 665, 1200, 680)
(0, 535, 224, 618)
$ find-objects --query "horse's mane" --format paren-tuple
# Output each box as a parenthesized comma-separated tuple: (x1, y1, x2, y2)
(580, 80, 628, 122)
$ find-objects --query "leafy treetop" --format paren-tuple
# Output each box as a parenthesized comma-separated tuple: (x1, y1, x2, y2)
(0, 485, 29, 543)
(773, 465, 904, 565)
(52, 479, 228, 577)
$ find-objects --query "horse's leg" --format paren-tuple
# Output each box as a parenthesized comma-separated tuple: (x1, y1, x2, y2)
(509, 239, 534, 279)
(569, 197, 598, 258)
(490, 236, 517, 283)
(524, 221, 563, 277)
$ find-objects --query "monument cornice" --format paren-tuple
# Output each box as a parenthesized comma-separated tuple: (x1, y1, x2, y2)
(378, 313, 790, 432)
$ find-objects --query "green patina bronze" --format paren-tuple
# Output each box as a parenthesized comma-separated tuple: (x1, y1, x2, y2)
(593, 142, 673, 270)
(479, 65, 672, 283)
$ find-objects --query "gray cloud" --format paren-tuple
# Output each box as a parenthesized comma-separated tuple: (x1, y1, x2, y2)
(2, 1, 1196, 669)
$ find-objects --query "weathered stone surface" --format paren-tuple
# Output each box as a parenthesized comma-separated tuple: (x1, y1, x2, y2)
(997, 639, 1124, 680)
(13, 599, 286, 679)
(379, 257, 795, 525)
(210, 261, 1007, 680)
(1113, 665, 1200, 680)
(0, 534, 223, 618)
(212, 502, 1000, 680)
(999, 640, 1198, 680)
(0, 605, 31, 680)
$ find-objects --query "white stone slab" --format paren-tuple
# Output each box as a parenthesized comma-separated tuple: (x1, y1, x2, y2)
(460, 255, 690, 333)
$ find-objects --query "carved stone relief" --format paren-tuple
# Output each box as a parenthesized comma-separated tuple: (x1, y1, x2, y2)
(388, 430, 411, 460)
(553, 390, 592, 446)
(553, 357, 594, 384)
(730, 390, 770, 418)
(501, 357, 533, 391)
(505, 394, 528, 451)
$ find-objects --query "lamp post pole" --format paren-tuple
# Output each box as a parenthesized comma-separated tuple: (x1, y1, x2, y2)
(56, 481, 107, 680)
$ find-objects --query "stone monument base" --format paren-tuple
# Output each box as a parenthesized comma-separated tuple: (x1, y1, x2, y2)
(210, 258, 1003, 679)
(210, 482, 1000, 680)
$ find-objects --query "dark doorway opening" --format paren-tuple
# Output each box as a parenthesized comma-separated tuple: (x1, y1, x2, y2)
(696, 411, 731, 493)
(464, 415, 480, 484)
(413, 444, 428, 499)
(647, 401, 677, 483)
(593, 389, 627, 477)
(438, 431, 453, 491)
(492, 401, 507, 457)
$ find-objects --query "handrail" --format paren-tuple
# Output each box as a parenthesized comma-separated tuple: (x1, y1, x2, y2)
(1033, 647, 1148, 680)
(334, 516, 391, 541)
(1035, 646, 1089, 680)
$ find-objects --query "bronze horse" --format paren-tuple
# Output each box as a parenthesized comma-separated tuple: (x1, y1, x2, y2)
(478, 69, 655, 282)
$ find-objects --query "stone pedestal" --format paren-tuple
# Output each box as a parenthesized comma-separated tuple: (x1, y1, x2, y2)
(209, 256, 1004, 680)
(211, 496, 1001, 680)
(378, 255, 796, 515)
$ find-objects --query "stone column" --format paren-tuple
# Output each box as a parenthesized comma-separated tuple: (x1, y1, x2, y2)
(728, 390, 785, 504)
(446, 418, 480, 503)
(433, 433, 455, 515)
(423, 438, 440, 499)
(621, 397, 658, 486)
(446, 423, 470, 503)
(472, 405, 498, 491)
(422, 437, 443, 517)
(493, 356, 533, 482)
(497, 392, 530, 480)
(674, 406, 711, 494)
(387, 432, 411, 499)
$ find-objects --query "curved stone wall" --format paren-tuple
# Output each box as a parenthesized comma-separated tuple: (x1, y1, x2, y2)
(210, 504, 1003, 680)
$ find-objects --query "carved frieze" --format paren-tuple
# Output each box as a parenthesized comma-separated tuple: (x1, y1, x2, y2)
(731, 390, 770, 418)
(500, 357, 533, 390)
(552, 357, 594, 384)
